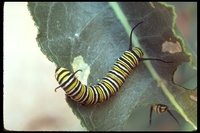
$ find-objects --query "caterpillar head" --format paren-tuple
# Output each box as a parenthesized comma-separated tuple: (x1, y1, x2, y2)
(131, 47, 144, 58)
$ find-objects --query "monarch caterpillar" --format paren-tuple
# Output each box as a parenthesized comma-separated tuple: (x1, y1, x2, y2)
(149, 104, 180, 126)
(55, 22, 172, 105)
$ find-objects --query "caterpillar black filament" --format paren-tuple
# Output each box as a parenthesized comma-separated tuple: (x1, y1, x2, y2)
(55, 22, 172, 105)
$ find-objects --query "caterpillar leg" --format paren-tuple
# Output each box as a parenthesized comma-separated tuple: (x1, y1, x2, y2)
(65, 94, 74, 104)
(65, 93, 87, 106)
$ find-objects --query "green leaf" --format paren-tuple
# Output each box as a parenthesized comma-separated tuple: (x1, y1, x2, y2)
(28, 2, 197, 131)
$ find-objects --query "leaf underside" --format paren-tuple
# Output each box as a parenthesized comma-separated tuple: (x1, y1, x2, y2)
(28, 2, 196, 131)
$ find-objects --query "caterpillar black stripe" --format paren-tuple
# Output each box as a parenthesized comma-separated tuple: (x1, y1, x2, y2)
(55, 22, 173, 106)
(149, 104, 180, 126)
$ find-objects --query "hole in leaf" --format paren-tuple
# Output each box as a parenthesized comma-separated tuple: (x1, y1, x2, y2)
(162, 40, 182, 54)
(190, 95, 197, 102)
(71, 56, 90, 85)
(173, 62, 197, 89)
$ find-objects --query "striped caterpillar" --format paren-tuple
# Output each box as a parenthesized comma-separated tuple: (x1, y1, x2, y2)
(55, 22, 172, 105)
(150, 104, 180, 126)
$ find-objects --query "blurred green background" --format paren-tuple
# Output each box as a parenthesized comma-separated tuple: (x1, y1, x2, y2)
(4, 2, 196, 131)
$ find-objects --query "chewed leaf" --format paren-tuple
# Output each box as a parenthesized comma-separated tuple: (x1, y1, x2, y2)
(28, 2, 196, 131)
(162, 40, 182, 53)
(72, 56, 91, 85)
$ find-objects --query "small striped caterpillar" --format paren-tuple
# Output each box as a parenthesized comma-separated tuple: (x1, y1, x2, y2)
(150, 104, 180, 126)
